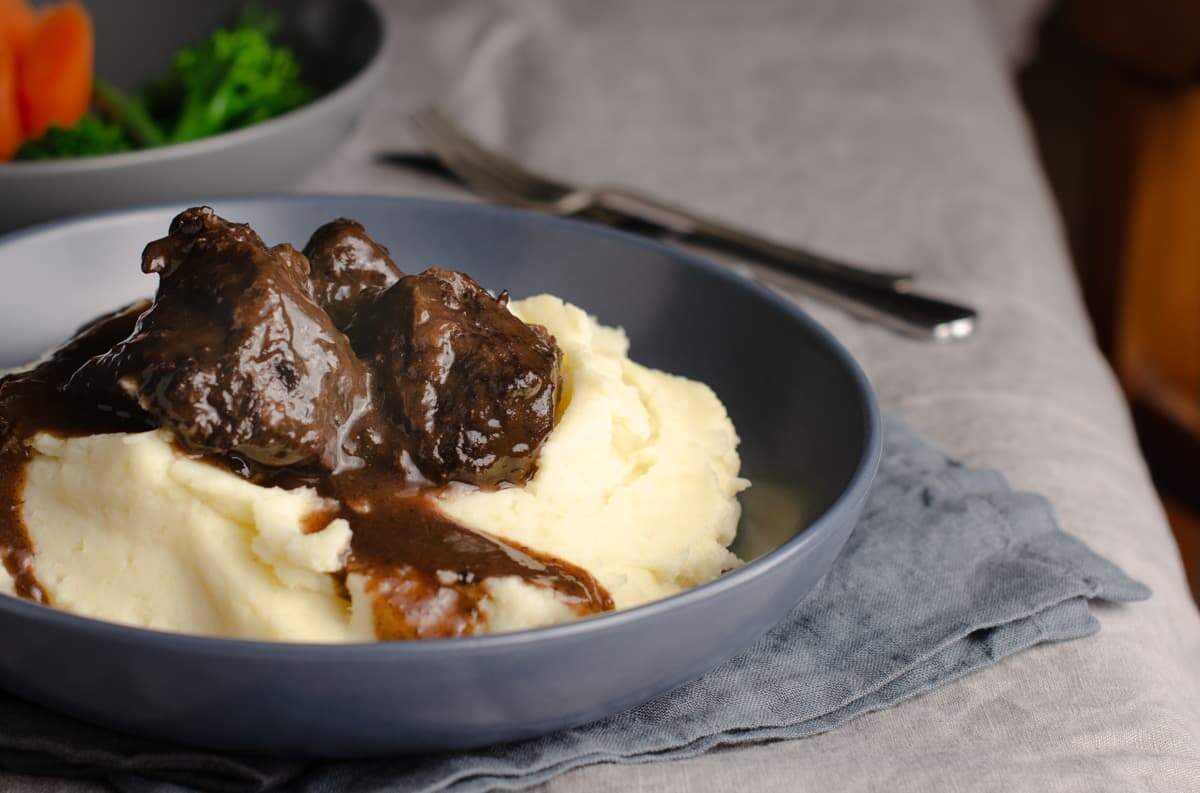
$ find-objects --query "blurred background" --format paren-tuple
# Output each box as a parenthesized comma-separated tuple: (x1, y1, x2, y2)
(1015, 0, 1200, 602)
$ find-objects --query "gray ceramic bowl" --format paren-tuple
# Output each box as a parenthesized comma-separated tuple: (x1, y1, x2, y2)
(0, 196, 880, 757)
(0, 0, 386, 233)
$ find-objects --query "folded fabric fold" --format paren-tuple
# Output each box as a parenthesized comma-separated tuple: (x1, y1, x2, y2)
(0, 414, 1149, 793)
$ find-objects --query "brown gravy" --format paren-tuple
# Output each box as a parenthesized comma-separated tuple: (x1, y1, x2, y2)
(0, 301, 153, 602)
(0, 211, 613, 638)
(217, 462, 612, 639)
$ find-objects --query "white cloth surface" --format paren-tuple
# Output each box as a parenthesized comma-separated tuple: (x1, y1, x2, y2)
(294, 0, 1200, 789)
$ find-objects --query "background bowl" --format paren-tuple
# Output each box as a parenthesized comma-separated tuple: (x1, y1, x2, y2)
(0, 196, 880, 756)
(0, 0, 386, 233)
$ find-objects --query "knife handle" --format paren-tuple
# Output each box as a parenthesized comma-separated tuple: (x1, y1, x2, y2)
(592, 187, 976, 340)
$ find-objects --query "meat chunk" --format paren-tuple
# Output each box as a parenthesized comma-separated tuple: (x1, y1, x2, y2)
(71, 207, 371, 468)
(302, 218, 403, 329)
(64, 212, 562, 485)
(346, 268, 561, 485)
(0, 300, 152, 453)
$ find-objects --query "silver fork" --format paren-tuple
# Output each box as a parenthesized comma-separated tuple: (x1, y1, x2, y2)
(409, 105, 977, 340)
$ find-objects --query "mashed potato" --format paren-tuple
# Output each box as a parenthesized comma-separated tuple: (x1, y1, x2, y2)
(10, 296, 747, 640)
(444, 296, 747, 610)
(22, 431, 364, 641)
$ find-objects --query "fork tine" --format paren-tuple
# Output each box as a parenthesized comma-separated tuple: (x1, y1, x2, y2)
(410, 111, 544, 208)
(411, 107, 557, 205)
(412, 108, 543, 197)
(412, 106, 568, 199)
(410, 111, 510, 195)
(413, 106, 543, 189)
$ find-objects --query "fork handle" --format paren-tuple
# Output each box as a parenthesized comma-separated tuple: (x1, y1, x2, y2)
(757, 268, 977, 340)
(590, 187, 977, 340)
(590, 186, 912, 289)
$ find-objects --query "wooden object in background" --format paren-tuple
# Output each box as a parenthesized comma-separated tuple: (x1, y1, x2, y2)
(1064, 0, 1200, 518)
(1032, 0, 1200, 601)
(1165, 496, 1200, 602)
(1110, 83, 1200, 504)
(1070, 0, 1200, 86)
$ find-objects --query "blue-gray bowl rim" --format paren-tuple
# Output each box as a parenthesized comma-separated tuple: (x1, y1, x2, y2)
(0, 193, 883, 657)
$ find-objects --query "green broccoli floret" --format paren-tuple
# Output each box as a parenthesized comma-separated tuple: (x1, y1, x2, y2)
(10, 7, 313, 161)
(94, 79, 166, 148)
(15, 116, 131, 160)
(149, 10, 311, 144)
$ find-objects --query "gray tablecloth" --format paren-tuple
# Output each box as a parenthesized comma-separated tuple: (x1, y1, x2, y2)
(10, 0, 1200, 790)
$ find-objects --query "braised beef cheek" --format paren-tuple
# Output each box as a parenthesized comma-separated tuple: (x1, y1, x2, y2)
(302, 217, 403, 330)
(347, 268, 562, 486)
(69, 206, 372, 469)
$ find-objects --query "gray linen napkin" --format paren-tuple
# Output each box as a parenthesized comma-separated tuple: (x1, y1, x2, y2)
(0, 414, 1149, 793)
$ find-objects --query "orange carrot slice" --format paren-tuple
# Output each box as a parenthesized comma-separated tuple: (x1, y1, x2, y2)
(0, 48, 20, 160)
(0, 0, 36, 58)
(17, 2, 93, 138)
